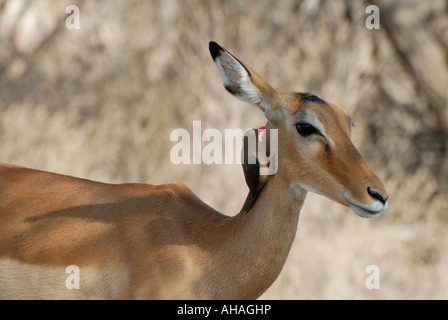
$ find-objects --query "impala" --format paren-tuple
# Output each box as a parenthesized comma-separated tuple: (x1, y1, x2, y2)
(0, 42, 389, 299)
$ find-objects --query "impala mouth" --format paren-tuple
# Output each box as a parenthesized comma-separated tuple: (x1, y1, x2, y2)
(349, 201, 387, 218)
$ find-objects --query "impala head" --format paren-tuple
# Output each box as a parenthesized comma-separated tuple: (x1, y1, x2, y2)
(209, 41, 389, 218)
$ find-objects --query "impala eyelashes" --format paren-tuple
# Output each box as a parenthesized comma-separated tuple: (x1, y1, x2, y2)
(295, 123, 321, 137)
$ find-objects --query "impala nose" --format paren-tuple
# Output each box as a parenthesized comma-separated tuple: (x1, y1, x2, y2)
(367, 187, 389, 205)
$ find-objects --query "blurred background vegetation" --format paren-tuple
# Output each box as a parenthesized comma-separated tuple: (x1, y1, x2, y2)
(0, 0, 447, 299)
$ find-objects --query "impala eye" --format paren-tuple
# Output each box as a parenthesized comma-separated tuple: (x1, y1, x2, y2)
(295, 123, 321, 137)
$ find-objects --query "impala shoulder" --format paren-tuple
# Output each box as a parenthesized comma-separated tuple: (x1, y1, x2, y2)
(0, 163, 23, 177)
(165, 182, 193, 195)
(0, 163, 20, 169)
(125, 182, 196, 203)
(160, 182, 220, 213)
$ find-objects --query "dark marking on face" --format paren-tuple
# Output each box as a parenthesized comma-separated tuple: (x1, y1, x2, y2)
(325, 143, 330, 153)
(300, 92, 328, 105)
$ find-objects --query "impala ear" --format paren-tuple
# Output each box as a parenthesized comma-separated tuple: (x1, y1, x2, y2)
(209, 41, 278, 119)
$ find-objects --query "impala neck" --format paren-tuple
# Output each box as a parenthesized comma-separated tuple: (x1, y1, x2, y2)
(204, 171, 307, 299)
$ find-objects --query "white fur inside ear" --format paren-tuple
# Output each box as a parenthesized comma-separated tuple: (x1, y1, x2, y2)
(214, 52, 270, 114)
